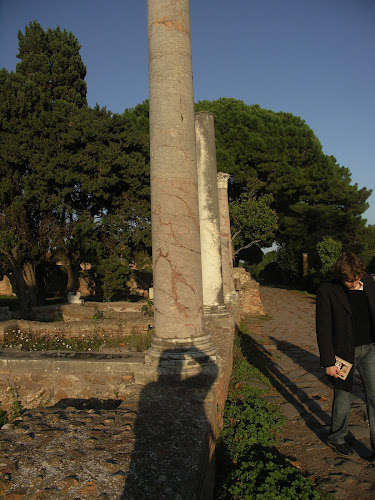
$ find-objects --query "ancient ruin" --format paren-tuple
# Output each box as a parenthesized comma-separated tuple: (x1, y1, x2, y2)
(146, 0, 216, 367)
(217, 172, 236, 302)
(0, 1, 266, 497)
(195, 111, 227, 316)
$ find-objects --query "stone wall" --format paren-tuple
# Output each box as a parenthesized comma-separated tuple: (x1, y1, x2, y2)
(0, 351, 145, 409)
(0, 311, 236, 500)
(233, 267, 266, 317)
(0, 301, 153, 343)
(0, 280, 264, 498)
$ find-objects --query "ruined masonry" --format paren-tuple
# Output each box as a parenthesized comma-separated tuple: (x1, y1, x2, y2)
(0, 1, 266, 498)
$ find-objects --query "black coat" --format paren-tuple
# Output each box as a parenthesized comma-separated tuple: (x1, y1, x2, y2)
(316, 273, 375, 391)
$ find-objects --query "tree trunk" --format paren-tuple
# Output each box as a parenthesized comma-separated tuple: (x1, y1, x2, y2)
(61, 256, 80, 294)
(10, 258, 32, 319)
(22, 261, 39, 308)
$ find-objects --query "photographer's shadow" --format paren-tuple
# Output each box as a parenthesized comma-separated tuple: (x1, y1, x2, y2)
(121, 347, 218, 499)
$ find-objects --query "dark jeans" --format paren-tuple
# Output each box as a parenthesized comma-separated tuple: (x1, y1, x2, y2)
(329, 343, 375, 454)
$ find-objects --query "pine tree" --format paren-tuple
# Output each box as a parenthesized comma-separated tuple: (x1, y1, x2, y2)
(0, 21, 87, 316)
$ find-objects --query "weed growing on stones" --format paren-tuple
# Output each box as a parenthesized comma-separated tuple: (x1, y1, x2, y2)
(92, 306, 104, 320)
(125, 327, 153, 352)
(1, 328, 152, 352)
(141, 299, 154, 317)
(0, 389, 23, 426)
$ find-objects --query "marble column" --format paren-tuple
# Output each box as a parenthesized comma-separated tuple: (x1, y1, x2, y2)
(195, 112, 226, 316)
(217, 172, 236, 302)
(146, 0, 216, 366)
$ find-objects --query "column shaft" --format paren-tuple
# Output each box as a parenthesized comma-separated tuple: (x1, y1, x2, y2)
(147, 0, 215, 363)
(195, 112, 225, 312)
(217, 172, 236, 302)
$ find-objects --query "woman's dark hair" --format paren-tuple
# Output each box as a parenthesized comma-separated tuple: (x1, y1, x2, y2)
(334, 252, 366, 281)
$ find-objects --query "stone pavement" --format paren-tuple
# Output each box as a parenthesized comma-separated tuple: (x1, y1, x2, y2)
(0, 373, 218, 500)
(0, 313, 234, 500)
(243, 286, 375, 500)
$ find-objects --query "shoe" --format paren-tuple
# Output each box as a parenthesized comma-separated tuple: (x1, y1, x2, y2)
(328, 441, 353, 456)
(367, 456, 375, 468)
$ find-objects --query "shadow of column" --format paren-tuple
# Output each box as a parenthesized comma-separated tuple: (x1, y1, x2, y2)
(238, 329, 331, 434)
(121, 348, 218, 499)
(237, 329, 372, 459)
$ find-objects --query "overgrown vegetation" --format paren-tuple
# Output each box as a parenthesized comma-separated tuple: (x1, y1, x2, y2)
(215, 325, 321, 499)
(141, 299, 154, 317)
(1, 327, 153, 353)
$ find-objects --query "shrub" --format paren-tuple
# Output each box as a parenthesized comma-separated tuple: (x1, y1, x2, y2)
(218, 445, 320, 500)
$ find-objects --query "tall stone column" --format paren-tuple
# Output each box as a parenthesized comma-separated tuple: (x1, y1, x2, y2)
(217, 172, 236, 302)
(147, 0, 216, 366)
(195, 112, 225, 316)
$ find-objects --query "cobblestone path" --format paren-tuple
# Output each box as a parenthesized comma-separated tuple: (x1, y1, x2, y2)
(243, 286, 375, 500)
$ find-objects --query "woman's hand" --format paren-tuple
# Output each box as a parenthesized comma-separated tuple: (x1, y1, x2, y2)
(326, 365, 342, 378)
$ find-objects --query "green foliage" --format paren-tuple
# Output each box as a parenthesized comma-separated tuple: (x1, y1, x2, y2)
(195, 98, 371, 281)
(317, 237, 342, 279)
(2, 329, 105, 351)
(141, 299, 154, 318)
(0, 389, 23, 426)
(1, 23, 151, 312)
(8, 395, 22, 421)
(227, 331, 271, 401)
(1, 327, 153, 353)
(362, 225, 375, 273)
(0, 402, 8, 427)
(220, 398, 283, 461)
(229, 179, 278, 257)
(96, 254, 133, 302)
(92, 306, 104, 320)
(0, 21, 88, 314)
(126, 327, 153, 352)
(216, 329, 320, 499)
(248, 251, 278, 280)
(218, 445, 320, 500)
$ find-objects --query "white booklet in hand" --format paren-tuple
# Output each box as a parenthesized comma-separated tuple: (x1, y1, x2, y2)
(335, 356, 353, 380)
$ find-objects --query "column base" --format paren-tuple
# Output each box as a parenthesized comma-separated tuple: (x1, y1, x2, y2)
(203, 304, 230, 317)
(145, 334, 216, 366)
(134, 335, 217, 384)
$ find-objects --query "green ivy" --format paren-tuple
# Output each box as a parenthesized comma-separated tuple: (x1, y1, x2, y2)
(222, 446, 320, 499)
(220, 398, 284, 461)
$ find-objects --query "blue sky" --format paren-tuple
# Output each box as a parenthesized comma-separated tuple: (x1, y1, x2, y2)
(1, 0, 374, 224)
